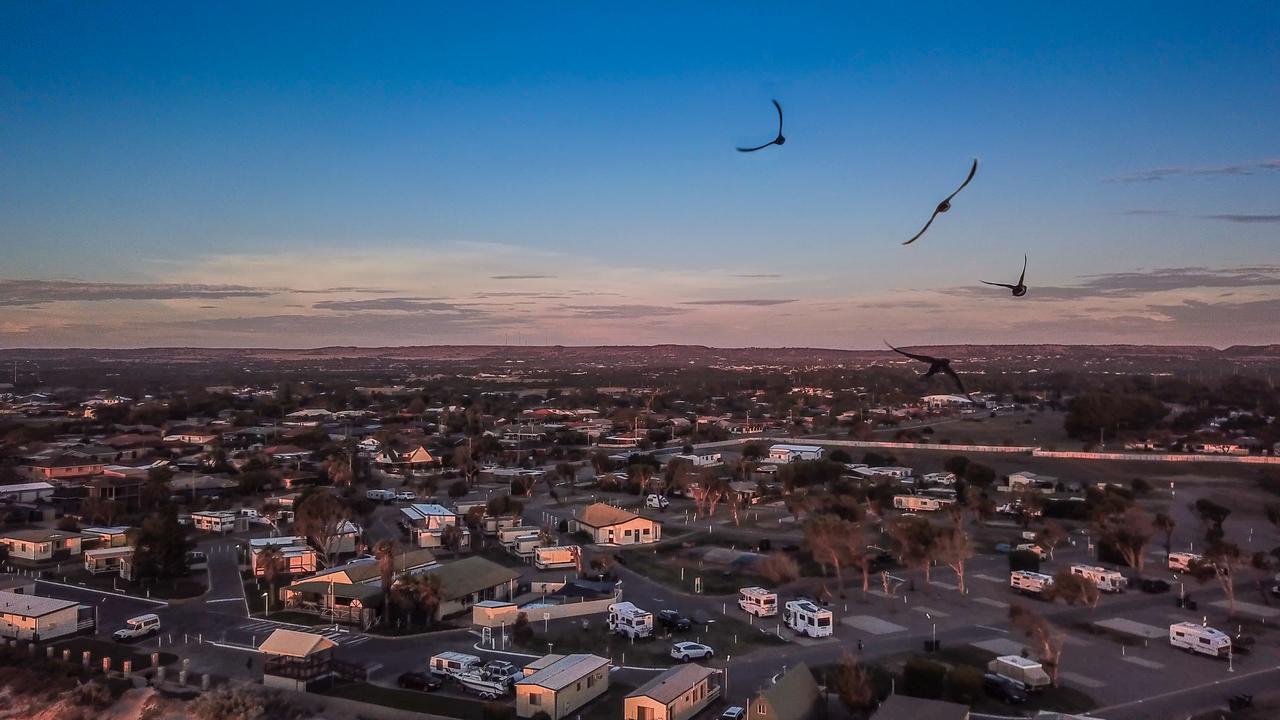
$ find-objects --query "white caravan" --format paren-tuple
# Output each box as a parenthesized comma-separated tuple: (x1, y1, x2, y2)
(1169, 622, 1231, 658)
(1070, 564, 1126, 593)
(1009, 571, 1054, 598)
(738, 587, 778, 617)
(608, 602, 655, 639)
(429, 651, 482, 679)
(1168, 552, 1202, 573)
(783, 599, 833, 638)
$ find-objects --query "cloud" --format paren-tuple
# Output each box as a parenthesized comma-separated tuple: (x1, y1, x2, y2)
(944, 265, 1280, 301)
(0, 279, 276, 306)
(489, 274, 556, 280)
(312, 297, 458, 313)
(1200, 214, 1280, 224)
(291, 287, 398, 294)
(1106, 159, 1280, 183)
(731, 273, 783, 278)
(1146, 298, 1280, 326)
(1118, 209, 1176, 216)
(554, 304, 692, 320)
(680, 299, 796, 307)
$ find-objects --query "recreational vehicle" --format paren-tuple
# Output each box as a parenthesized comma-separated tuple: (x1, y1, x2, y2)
(1168, 552, 1202, 573)
(366, 488, 396, 502)
(987, 655, 1051, 691)
(1009, 571, 1054, 598)
(892, 495, 955, 512)
(737, 587, 778, 617)
(783, 599, 833, 638)
(1169, 622, 1231, 658)
(608, 602, 655, 639)
(1070, 564, 1126, 593)
(430, 652, 483, 679)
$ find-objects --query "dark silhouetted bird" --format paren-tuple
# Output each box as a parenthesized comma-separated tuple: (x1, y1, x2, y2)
(736, 99, 785, 152)
(981, 255, 1028, 297)
(884, 340, 969, 396)
(903, 158, 978, 245)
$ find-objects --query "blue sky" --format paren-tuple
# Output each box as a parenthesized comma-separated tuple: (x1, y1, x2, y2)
(2, 2, 1278, 348)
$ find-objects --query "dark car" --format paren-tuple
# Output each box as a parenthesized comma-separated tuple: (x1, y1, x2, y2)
(983, 673, 1028, 704)
(397, 672, 443, 692)
(657, 609, 692, 632)
(1139, 578, 1171, 594)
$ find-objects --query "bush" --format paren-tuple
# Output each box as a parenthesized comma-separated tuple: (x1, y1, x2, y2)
(946, 664, 984, 703)
(556, 519, 568, 533)
(902, 657, 947, 699)
(827, 449, 853, 464)
(571, 529, 593, 543)
(1008, 549, 1041, 573)
(447, 480, 469, 498)
(483, 702, 517, 720)
(530, 712, 552, 720)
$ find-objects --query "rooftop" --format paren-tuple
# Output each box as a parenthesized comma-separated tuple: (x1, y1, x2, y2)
(516, 654, 609, 691)
(628, 664, 718, 704)
(0, 590, 80, 617)
(577, 503, 643, 528)
(258, 628, 337, 658)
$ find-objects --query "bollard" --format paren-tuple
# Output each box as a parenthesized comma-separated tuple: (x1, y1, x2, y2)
(178, 670, 188, 686)
(182, 658, 190, 672)
(46, 646, 54, 660)
(123, 660, 132, 676)
(152, 652, 160, 668)
(28, 643, 36, 656)
(62, 649, 71, 663)
(82, 650, 92, 669)
(102, 657, 112, 674)
(201, 674, 210, 691)
(156, 666, 166, 684)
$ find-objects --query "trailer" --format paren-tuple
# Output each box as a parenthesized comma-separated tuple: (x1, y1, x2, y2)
(987, 655, 1050, 691)
(454, 669, 511, 699)
(1070, 564, 1126, 593)
(429, 652, 482, 679)
(1170, 622, 1231, 658)
(783, 599, 833, 638)
(1168, 552, 1202, 573)
(738, 587, 778, 617)
(607, 602, 654, 639)
(365, 488, 396, 502)
(892, 495, 955, 512)
(1009, 571, 1054, 598)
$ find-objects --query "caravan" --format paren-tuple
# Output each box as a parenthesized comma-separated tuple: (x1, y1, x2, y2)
(1170, 622, 1231, 658)
(1070, 564, 1127, 593)
(783, 599, 833, 638)
(429, 652, 482, 679)
(1009, 571, 1054, 598)
(366, 488, 396, 502)
(608, 602, 655, 639)
(738, 587, 778, 617)
(1168, 552, 1202, 573)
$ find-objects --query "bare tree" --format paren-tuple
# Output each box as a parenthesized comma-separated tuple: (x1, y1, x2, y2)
(1034, 521, 1067, 561)
(755, 551, 801, 586)
(441, 524, 466, 555)
(933, 524, 974, 594)
(1049, 569, 1100, 608)
(1190, 541, 1245, 616)
(295, 490, 349, 566)
(1096, 506, 1155, 575)
(453, 445, 478, 488)
(374, 539, 397, 621)
(1153, 511, 1177, 557)
(1009, 604, 1065, 686)
(889, 515, 938, 583)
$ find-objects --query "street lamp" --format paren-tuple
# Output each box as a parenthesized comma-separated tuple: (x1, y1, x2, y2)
(926, 612, 936, 650)
(262, 592, 269, 617)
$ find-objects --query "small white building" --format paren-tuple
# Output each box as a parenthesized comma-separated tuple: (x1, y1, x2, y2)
(0, 482, 55, 503)
(625, 664, 722, 720)
(402, 504, 470, 550)
(670, 453, 723, 468)
(249, 537, 319, 576)
(766, 444, 823, 463)
(515, 654, 611, 720)
(191, 510, 246, 534)
(83, 547, 135, 578)
(533, 545, 581, 571)
(571, 504, 661, 546)
(0, 590, 91, 641)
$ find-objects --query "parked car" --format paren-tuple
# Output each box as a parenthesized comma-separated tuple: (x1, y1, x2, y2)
(657, 609, 692, 632)
(113, 614, 161, 641)
(983, 673, 1029, 704)
(397, 672, 443, 691)
(396, 490, 417, 501)
(645, 494, 669, 510)
(720, 707, 745, 720)
(482, 660, 523, 685)
(1139, 578, 1171, 594)
(670, 641, 714, 661)
(1270, 584, 1280, 599)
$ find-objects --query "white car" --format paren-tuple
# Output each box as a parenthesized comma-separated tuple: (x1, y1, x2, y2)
(645, 494, 669, 509)
(113, 613, 161, 640)
(395, 490, 417, 501)
(1015, 543, 1047, 559)
(720, 708, 745, 720)
(671, 641, 714, 661)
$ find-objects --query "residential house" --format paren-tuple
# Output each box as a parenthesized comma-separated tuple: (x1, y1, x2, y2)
(87, 475, 145, 511)
(83, 546, 135, 579)
(401, 503, 471, 550)
(870, 695, 970, 720)
(669, 453, 722, 468)
(515, 654, 611, 720)
(766, 444, 824, 463)
(1008, 471, 1058, 494)
(191, 510, 246, 533)
(570, 504, 661, 546)
(0, 591, 93, 641)
(428, 556, 521, 619)
(625, 664, 723, 720)
(0, 529, 84, 564)
(249, 537, 319, 577)
(282, 549, 437, 628)
(0, 482, 55, 503)
(746, 663, 820, 720)
(27, 454, 105, 480)
(80, 526, 131, 549)
(258, 628, 357, 692)
(162, 428, 220, 446)
(263, 445, 312, 464)
(374, 445, 437, 472)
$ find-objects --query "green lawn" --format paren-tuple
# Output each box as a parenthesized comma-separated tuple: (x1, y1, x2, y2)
(322, 681, 488, 719)
(516, 614, 785, 667)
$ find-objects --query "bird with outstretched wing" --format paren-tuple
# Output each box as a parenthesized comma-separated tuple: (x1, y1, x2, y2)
(980, 255, 1028, 297)
(884, 340, 969, 396)
(903, 158, 979, 245)
(736, 99, 786, 152)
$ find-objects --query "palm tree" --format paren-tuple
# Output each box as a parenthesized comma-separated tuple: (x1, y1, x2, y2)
(374, 539, 398, 625)
(393, 572, 444, 628)
(255, 546, 286, 615)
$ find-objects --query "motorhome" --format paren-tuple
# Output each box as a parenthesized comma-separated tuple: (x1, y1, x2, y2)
(1169, 622, 1231, 657)
(783, 599, 833, 638)
(607, 602, 654, 639)
(1070, 564, 1126, 593)
(1168, 552, 1202, 573)
(430, 652, 482, 679)
(366, 488, 396, 502)
(892, 495, 955, 512)
(987, 655, 1051, 691)
(737, 587, 778, 617)
(1009, 571, 1054, 598)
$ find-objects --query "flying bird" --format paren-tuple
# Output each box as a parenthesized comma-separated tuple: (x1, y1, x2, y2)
(981, 255, 1028, 297)
(903, 158, 979, 245)
(884, 340, 970, 397)
(736, 99, 786, 152)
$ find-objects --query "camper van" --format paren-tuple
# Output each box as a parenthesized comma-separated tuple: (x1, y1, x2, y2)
(1010, 571, 1054, 598)
(1170, 622, 1232, 658)
(738, 587, 779, 617)
(429, 652, 483, 679)
(987, 655, 1051, 691)
(892, 495, 954, 512)
(366, 488, 396, 502)
(1070, 564, 1127, 593)
(783, 599, 833, 638)
(1168, 552, 1203, 573)
(608, 602, 655, 639)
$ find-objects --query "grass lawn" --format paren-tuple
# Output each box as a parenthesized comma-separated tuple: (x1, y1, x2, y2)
(57, 569, 205, 600)
(322, 681, 488, 719)
(50, 637, 178, 669)
(516, 614, 785, 667)
(922, 646, 1098, 715)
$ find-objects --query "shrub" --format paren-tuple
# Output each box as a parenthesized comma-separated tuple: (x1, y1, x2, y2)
(447, 480, 469, 498)
(946, 664, 984, 703)
(483, 702, 517, 720)
(902, 657, 947, 699)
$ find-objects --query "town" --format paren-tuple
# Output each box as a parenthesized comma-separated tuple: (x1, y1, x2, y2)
(0, 347, 1278, 720)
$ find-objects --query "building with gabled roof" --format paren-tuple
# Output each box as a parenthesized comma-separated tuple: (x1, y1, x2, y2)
(625, 663, 722, 720)
(570, 503, 661, 546)
(747, 663, 820, 720)
(515, 653, 611, 719)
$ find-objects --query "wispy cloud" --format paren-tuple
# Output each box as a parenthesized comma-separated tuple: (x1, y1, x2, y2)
(312, 297, 459, 313)
(1117, 209, 1176, 216)
(1106, 158, 1280, 183)
(0, 280, 276, 306)
(489, 274, 556, 280)
(731, 273, 783, 278)
(1200, 214, 1280, 224)
(554, 304, 692, 320)
(680, 299, 796, 307)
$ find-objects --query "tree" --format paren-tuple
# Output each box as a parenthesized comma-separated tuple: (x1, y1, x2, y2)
(902, 657, 947, 699)
(1034, 521, 1067, 560)
(946, 664, 984, 704)
(448, 479, 469, 498)
(393, 572, 444, 627)
(1194, 499, 1231, 543)
(1048, 569, 1100, 608)
(755, 551, 801, 585)
(375, 539, 398, 622)
(805, 514, 860, 592)
(1096, 506, 1155, 575)
(889, 515, 938, 583)
(256, 546, 286, 613)
(831, 651, 876, 713)
(943, 455, 971, 477)
(1064, 392, 1167, 439)
(129, 508, 192, 582)
(82, 496, 123, 526)
(295, 490, 349, 566)
(1153, 512, 1177, 556)
(325, 449, 353, 487)
(933, 523, 974, 594)
(963, 462, 996, 490)
(441, 524, 466, 554)
(1009, 604, 1065, 686)
(454, 444, 478, 488)
(1190, 541, 1245, 616)
(142, 466, 174, 511)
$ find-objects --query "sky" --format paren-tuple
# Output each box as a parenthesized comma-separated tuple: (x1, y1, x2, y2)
(1, 2, 1278, 349)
